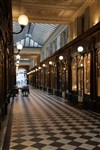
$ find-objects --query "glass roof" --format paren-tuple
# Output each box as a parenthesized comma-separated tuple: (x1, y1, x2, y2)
(14, 35, 42, 48)
(13, 22, 59, 47)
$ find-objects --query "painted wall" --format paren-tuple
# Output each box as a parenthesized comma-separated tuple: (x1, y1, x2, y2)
(90, 1, 100, 27)
(70, 0, 100, 40)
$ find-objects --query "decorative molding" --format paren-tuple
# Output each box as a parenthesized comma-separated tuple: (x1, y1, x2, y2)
(71, 0, 95, 22)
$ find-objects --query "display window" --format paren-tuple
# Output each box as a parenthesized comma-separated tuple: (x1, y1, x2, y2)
(59, 62, 62, 90)
(97, 50, 100, 96)
(77, 56, 83, 98)
(84, 54, 90, 94)
(72, 58, 77, 91)
(62, 61, 67, 91)
(66, 63, 68, 91)
(52, 63, 57, 89)
(41, 69, 44, 86)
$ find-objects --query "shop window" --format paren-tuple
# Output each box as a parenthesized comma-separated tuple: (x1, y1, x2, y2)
(59, 62, 62, 91)
(66, 63, 68, 90)
(77, 56, 84, 100)
(52, 63, 57, 89)
(41, 69, 44, 86)
(84, 54, 90, 94)
(72, 58, 77, 91)
(97, 50, 100, 96)
(62, 61, 67, 91)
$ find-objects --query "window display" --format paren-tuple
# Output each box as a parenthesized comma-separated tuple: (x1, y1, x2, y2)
(78, 56, 83, 100)
(52, 63, 57, 89)
(72, 58, 77, 91)
(66, 63, 68, 90)
(84, 54, 90, 94)
(62, 61, 67, 91)
(59, 62, 62, 91)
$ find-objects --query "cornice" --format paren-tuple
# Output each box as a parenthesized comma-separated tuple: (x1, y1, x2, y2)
(71, 0, 95, 22)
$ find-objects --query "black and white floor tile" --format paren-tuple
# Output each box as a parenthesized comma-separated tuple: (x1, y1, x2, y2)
(3, 88, 100, 150)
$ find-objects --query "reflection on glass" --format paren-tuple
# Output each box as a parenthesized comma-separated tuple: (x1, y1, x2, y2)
(97, 50, 100, 96)
(84, 54, 90, 94)
(72, 59, 77, 91)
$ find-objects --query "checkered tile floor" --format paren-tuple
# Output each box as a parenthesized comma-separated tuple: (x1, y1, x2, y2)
(3, 88, 100, 150)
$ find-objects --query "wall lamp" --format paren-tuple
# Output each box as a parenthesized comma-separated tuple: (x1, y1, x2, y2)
(16, 54, 21, 60)
(38, 66, 41, 70)
(42, 64, 46, 67)
(77, 46, 84, 52)
(15, 43, 23, 54)
(13, 15, 29, 34)
(49, 61, 53, 65)
(15, 54, 21, 66)
(59, 55, 64, 60)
